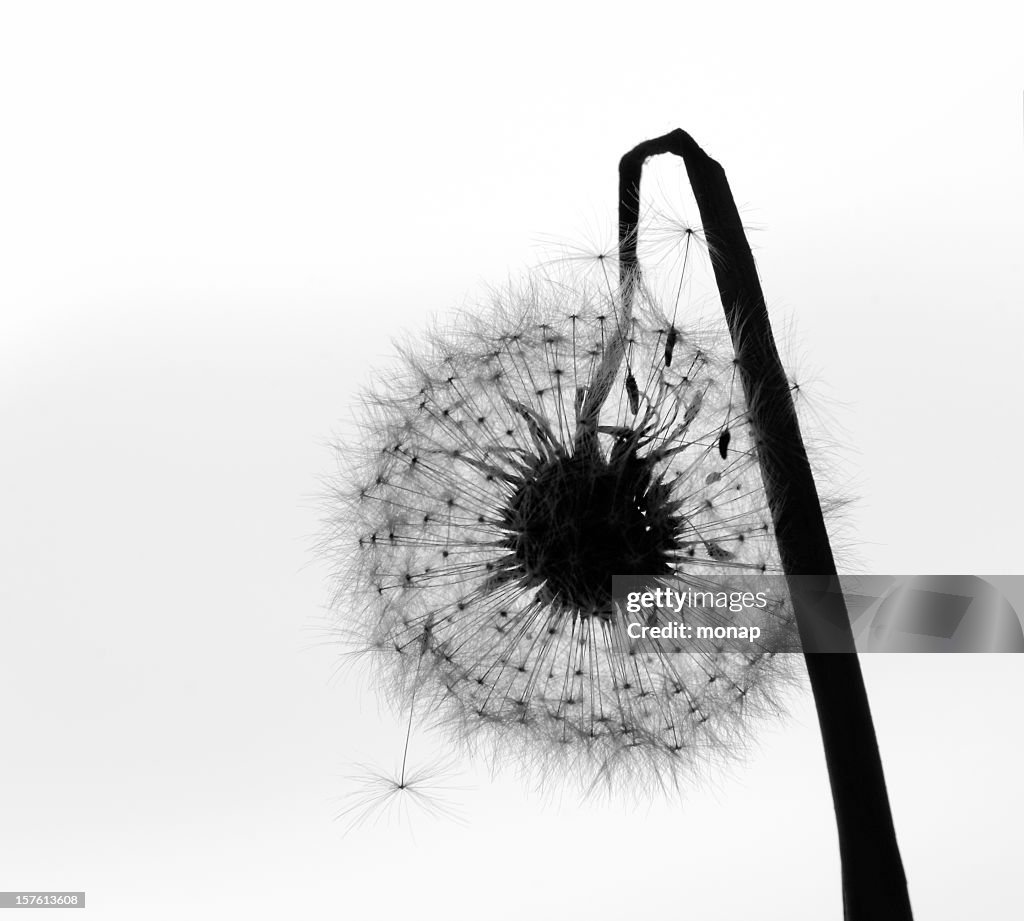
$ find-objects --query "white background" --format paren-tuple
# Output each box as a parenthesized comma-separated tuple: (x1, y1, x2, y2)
(2, 2, 1022, 918)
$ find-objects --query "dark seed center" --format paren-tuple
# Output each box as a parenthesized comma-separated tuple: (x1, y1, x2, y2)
(499, 448, 682, 616)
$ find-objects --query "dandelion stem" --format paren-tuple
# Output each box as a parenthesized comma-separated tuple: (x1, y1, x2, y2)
(617, 129, 913, 921)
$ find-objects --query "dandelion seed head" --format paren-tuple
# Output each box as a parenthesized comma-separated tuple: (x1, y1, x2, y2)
(326, 228, 803, 794)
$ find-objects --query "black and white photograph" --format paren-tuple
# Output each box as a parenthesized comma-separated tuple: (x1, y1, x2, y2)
(2, 3, 1022, 919)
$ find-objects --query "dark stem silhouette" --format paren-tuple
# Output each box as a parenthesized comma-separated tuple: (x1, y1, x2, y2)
(618, 129, 913, 921)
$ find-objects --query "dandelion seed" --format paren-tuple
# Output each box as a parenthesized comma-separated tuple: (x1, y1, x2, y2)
(664, 325, 678, 367)
(625, 370, 640, 415)
(336, 758, 466, 833)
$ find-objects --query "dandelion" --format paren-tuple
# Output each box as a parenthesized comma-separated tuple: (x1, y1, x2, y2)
(330, 267, 799, 791)
(325, 129, 913, 919)
(325, 156, 806, 796)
